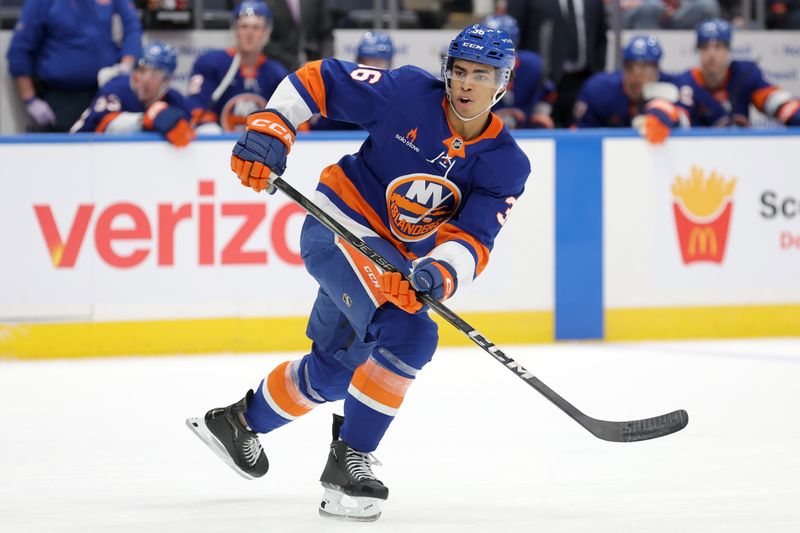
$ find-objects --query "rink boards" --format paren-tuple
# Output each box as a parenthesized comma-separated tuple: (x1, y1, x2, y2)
(0, 130, 798, 358)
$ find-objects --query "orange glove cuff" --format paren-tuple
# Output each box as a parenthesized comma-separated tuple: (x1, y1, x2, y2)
(246, 111, 296, 152)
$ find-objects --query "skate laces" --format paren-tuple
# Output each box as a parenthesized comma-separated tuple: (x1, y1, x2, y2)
(345, 449, 382, 481)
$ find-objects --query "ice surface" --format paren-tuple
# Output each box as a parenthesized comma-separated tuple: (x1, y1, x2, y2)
(1, 339, 799, 532)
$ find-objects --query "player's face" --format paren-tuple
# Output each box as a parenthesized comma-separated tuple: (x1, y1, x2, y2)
(357, 57, 391, 70)
(699, 42, 730, 79)
(132, 66, 169, 103)
(235, 17, 270, 54)
(623, 61, 659, 101)
(448, 59, 498, 116)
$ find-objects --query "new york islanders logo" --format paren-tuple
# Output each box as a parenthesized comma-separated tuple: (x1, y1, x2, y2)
(221, 93, 268, 132)
(386, 174, 461, 242)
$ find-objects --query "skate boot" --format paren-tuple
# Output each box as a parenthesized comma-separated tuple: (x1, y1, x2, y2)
(318, 414, 389, 522)
(185, 390, 268, 480)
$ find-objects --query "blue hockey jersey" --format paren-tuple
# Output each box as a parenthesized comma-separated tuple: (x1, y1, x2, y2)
(493, 50, 556, 128)
(269, 59, 531, 287)
(186, 49, 288, 132)
(575, 70, 680, 128)
(675, 60, 800, 127)
(71, 74, 191, 133)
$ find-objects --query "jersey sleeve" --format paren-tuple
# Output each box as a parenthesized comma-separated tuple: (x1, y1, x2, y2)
(114, 0, 142, 59)
(744, 62, 799, 122)
(185, 53, 222, 124)
(5, 0, 46, 77)
(265, 59, 404, 130)
(429, 148, 530, 285)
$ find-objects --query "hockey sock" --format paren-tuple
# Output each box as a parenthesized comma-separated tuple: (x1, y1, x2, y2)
(245, 359, 323, 433)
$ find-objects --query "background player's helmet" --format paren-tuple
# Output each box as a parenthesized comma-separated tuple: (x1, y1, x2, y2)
(483, 14, 520, 48)
(356, 31, 394, 62)
(443, 24, 516, 89)
(696, 18, 732, 48)
(231, 1, 273, 25)
(623, 35, 662, 65)
(137, 41, 178, 76)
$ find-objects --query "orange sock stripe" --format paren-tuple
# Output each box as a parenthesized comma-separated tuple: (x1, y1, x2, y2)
(350, 358, 413, 410)
(295, 60, 328, 117)
(265, 361, 315, 418)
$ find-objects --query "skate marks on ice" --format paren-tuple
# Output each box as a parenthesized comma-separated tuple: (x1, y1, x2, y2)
(0, 340, 799, 532)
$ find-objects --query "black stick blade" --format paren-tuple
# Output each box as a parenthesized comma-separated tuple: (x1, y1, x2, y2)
(584, 409, 689, 443)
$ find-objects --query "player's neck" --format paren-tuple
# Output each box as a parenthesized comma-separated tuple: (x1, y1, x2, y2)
(702, 67, 728, 91)
(446, 106, 492, 140)
(239, 50, 262, 67)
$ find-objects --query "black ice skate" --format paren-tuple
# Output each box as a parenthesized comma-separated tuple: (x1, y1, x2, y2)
(185, 390, 268, 480)
(318, 414, 389, 522)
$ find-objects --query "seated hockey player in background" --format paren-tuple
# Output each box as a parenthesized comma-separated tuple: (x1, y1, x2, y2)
(574, 35, 687, 144)
(71, 42, 195, 147)
(186, 24, 531, 522)
(675, 18, 800, 127)
(483, 14, 556, 129)
(186, 1, 288, 133)
(306, 30, 395, 131)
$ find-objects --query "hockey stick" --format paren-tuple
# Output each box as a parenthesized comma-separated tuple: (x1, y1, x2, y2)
(272, 176, 688, 443)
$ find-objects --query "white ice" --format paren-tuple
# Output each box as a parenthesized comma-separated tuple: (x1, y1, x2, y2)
(1, 338, 799, 532)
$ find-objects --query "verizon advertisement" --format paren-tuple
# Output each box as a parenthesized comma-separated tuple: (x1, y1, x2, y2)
(0, 137, 554, 322)
(604, 135, 800, 308)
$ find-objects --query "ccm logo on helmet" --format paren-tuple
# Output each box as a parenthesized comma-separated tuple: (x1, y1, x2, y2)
(462, 43, 484, 50)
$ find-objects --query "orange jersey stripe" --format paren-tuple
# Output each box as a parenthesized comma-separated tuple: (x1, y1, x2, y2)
(96, 111, 121, 133)
(295, 60, 327, 117)
(350, 358, 413, 410)
(751, 86, 779, 112)
(435, 223, 490, 276)
(319, 164, 417, 260)
(266, 361, 315, 418)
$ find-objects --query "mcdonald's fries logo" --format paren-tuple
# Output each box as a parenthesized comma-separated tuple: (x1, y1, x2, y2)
(671, 166, 736, 265)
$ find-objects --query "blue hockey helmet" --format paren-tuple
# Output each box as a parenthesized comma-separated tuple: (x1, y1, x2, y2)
(483, 14, 520, 48)
(231, 1, 272, 25)
(137, 41, 177, 76)
(443, 24, 516, 88)
(356, 31, 395, 62)
(696, 18, 732, 48)
(623, 35, 662, 65)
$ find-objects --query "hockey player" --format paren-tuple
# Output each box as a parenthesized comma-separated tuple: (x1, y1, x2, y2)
(186, 24, 531, 521)
(483, 14, 556, 129)
(305, 31, 395, 131)
(71, 42, 195, 147)
(186, 1, 288, 133)
(574, 35, 687, 144)
(675, 18, 800, 127)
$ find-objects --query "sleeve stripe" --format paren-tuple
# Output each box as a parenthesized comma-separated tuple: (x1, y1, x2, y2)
(294, 60, 327, 117)
(288, 73, 320, 115)
(96, 112, 121, 133)
(752, 86, 780, 113)
(435, 223, 490, 276)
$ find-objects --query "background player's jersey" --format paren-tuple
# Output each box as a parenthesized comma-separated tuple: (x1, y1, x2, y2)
(186, 49, 288, 132)
(575, 70, 679, 128)
(269, 59, 531, 288)
(71, 74, 191, 133)
(675, 60, 799, 127)
(492, 50, 555, 128)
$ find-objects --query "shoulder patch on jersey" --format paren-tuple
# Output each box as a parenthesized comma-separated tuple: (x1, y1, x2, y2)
(386, 174, 462, 242)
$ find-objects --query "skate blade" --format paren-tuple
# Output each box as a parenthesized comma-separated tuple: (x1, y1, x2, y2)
(185, 417, 256, 481)
(318, 486, 382, 522)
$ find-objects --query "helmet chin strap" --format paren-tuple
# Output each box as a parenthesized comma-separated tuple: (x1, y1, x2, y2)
(445, 78, 507, 122)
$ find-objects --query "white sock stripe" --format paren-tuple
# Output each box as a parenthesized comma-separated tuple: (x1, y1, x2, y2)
(376, 347, 419, 377)
(303, 363, 326, 403)
(347, 384, 399, 417)
(286, 360, 318, 410)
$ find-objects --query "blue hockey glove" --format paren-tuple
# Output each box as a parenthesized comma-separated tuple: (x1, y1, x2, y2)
(409, 257, 458, 302)
(231, 109, 296, 193)
(143, 102, 195, 147)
